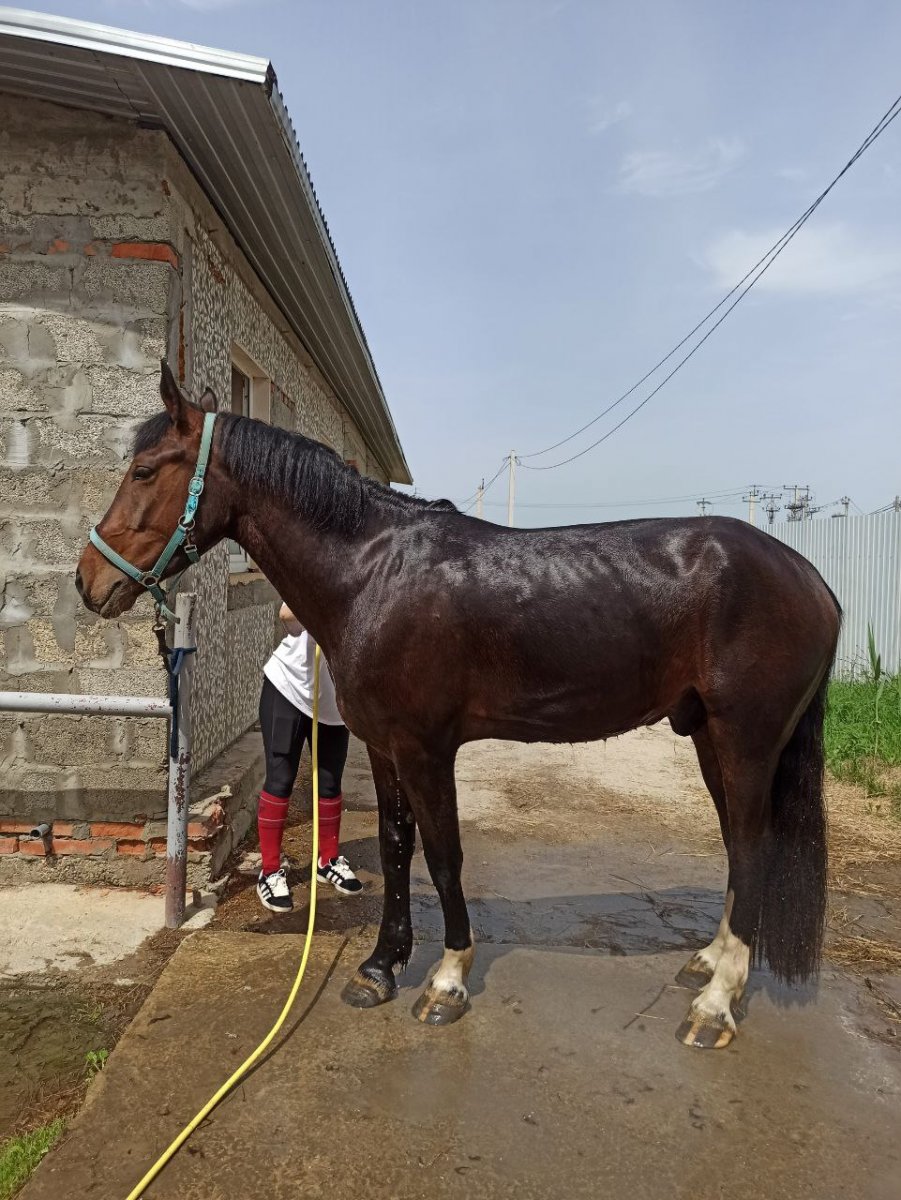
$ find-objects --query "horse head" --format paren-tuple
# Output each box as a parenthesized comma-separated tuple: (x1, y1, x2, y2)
(75, 361, 223, 618)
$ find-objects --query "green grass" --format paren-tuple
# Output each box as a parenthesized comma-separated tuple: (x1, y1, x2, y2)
(84, 1048, 109, 1079)
(0, 1121, 65, 1199)
(825, 670, 901, 817)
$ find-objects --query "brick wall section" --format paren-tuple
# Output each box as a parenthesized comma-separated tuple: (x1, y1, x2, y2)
(0, 796, 223, 861)
(0, 783, 227, 882)
(0, 725, 264, 886)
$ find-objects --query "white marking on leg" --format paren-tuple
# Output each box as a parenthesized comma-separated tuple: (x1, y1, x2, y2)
(690, 925, 749, 1032)
(693, 889, 734, 973)
(428, 930, 475, 1003)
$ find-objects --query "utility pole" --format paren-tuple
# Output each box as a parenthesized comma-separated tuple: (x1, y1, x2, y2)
(507, 453, 516, 527)
(475, 479, 484, 519)
(743, 484, 761, 526)
(783, 483, 811, 522)
(785, 483, 799, 521)
(761, 492, 782, 525)
(697, 498, 711, 517)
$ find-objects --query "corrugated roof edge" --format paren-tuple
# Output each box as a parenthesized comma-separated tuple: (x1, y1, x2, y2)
(266, 75, 412, 483)
(0, 5, 413, 483)
(0, 5, 269, 80)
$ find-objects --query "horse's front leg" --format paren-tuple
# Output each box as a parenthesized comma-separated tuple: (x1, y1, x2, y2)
(342, 746, 416, 1009)
(400, 751, 474, 1026)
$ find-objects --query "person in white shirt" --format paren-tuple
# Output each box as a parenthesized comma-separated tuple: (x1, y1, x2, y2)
(256, 602, 362, 913)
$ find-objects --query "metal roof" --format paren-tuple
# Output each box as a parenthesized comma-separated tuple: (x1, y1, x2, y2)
(0, 7, 412, 483)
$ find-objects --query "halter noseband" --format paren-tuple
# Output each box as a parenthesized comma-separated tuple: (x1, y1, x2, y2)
(89, 412, 217, 622)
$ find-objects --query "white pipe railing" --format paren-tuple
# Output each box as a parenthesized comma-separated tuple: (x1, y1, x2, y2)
(0, 693, 172, 717)
(0, 593, 197, 928)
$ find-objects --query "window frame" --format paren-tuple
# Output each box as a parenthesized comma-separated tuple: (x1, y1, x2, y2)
(228, 347, 271, 574)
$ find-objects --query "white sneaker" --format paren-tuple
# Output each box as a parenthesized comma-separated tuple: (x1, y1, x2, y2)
(256, 867, 293, 913)
(317, 855, 363, 895)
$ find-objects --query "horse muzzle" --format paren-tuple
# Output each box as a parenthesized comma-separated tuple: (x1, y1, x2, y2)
(75, 544, 142, 618)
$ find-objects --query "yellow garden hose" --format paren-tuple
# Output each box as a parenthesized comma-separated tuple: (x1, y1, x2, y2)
(124, 647, 322, 1200)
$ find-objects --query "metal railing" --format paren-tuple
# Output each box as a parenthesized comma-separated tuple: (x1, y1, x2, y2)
(0, 593, 197, 928)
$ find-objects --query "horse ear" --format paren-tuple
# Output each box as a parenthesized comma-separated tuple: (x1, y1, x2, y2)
(198, 387, 219, 414)
(159, 359, 188, 428)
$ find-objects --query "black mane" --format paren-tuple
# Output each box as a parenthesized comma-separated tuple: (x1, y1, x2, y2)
(132, 408, 457, 534)
(133, 411, 172, 456)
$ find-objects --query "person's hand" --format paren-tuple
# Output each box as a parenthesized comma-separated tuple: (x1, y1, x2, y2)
(278, 601, 303, 636)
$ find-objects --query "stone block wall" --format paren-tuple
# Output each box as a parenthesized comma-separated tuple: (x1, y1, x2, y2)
(0, 93, 394, 885)
(0, 96, 175, 841)
(161, 141, 391, 778)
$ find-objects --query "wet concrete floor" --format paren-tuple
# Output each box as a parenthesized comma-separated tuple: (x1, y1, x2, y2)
(22, 815, 901, 1200)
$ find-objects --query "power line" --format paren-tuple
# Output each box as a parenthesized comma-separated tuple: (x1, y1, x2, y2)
(482, 495, 748, 510)
(461, 482, 783, 511)
(514, 88, 901, 473)
(477, 497, 747, 510)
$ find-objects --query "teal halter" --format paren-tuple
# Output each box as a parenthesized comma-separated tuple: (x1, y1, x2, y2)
(89, 412, 217, 622)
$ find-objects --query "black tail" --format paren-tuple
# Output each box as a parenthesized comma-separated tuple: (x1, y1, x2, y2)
(756, 673, 830, 983)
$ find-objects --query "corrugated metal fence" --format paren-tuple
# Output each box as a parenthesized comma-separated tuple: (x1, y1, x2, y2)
(768, 512, 901, 677)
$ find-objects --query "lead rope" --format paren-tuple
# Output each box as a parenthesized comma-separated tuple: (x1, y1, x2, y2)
(122, 647, 322, 1200)
(152, 607, 196, 760)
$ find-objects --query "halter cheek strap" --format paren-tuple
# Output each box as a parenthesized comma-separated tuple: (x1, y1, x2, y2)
(89, 411, 217, 622)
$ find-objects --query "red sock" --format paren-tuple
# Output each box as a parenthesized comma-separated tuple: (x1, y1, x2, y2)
(318, 794, 342, 866)
(258, 790, 290, 876)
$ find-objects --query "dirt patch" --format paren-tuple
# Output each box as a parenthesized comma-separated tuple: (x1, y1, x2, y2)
(0, 928, 187, 1142)
(826, 776, 901, 886)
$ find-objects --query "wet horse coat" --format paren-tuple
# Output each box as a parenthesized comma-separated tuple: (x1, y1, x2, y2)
(76, 365, 841, 1048)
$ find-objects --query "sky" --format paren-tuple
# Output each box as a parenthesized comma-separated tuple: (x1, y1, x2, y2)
(28, 0, 901, 525)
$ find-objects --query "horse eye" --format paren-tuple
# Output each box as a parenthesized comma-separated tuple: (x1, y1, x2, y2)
(133, 466, 155, 481)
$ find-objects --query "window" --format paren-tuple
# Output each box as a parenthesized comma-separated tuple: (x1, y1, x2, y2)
(228, 349, 271, 573)
(231, 364, 250, 416)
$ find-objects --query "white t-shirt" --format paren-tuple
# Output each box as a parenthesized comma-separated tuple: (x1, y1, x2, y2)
(263, 631, 345, 726)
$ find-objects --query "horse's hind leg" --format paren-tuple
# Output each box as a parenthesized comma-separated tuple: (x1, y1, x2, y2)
(676, 726, 734, 990)
(676, 892, 734, 991)
(342, 747, 416, 1009)
(677, 722, 778, 1049)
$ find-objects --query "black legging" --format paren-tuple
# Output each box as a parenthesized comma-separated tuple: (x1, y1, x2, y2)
(259, 676, 349, 799)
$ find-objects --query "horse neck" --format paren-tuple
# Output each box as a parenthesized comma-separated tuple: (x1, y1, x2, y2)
(226, 488, 363, 658)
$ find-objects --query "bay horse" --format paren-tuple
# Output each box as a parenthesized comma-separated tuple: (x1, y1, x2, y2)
(76, 363, 840, 1049)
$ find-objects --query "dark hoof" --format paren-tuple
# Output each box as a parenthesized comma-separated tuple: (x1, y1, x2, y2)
(341, 968, 396, 1009)
(675, 961, 714, 991)
(676, 1011, 735, 1050)
(412, 988, 469, 1026)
